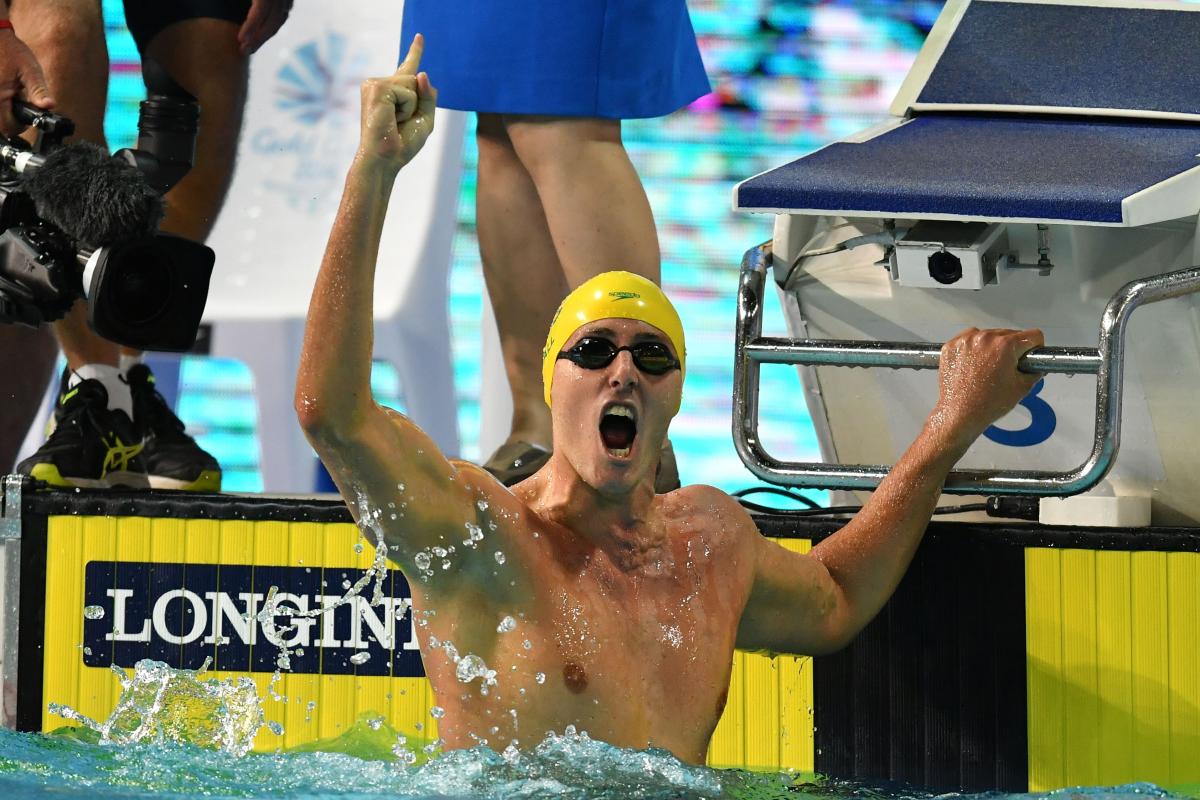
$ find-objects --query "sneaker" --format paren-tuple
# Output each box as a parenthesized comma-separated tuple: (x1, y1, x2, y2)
(654, 439, 681, 494)
(17, 379, 149, 489)
(126, 364, 221, 492)
(482, 440, 551, 486)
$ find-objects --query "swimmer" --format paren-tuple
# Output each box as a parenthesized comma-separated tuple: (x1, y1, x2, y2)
(296, 38, 1044, 764)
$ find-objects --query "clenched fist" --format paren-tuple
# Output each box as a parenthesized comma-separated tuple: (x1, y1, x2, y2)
(356, 34, 437, 172)
(933, 327, 1044, 447)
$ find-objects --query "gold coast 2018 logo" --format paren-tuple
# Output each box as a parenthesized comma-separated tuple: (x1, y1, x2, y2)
(81, 561, 425, 677)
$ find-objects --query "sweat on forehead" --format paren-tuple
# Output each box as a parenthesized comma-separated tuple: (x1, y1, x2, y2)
(541, 271, 686, 408)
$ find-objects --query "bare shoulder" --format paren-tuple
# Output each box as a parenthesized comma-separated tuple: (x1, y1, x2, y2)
(659, 484, 760, 553)
(440, 460, 552, 571)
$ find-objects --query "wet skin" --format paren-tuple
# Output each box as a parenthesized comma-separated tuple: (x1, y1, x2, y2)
(409, 320, 763, 761)
(296, 38, 1043, 764)
(414, 473, 757, 762)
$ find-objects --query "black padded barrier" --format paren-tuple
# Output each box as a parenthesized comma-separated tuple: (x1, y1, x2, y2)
(18, 482, 1200, 791)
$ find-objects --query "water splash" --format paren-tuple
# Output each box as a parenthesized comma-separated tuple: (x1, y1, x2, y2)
(50, 659, 265, 757)
(15, 719, 1189, 800)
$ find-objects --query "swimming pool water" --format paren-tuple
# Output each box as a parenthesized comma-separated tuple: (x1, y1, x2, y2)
(0, 726, 1186, 800)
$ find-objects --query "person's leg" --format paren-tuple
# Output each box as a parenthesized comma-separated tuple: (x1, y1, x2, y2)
(501, 115, 679, 491)
(503, 116, 660, 288)
(0, 325, 56, 471)
(6, 2, 150, 488)
(139, 18, 248, 243)
(13, 0, 116, 374)
(114, 18, 247, 491)
(475, 112, 568, 457)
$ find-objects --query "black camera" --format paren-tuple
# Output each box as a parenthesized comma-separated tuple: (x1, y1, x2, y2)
(0, 97, 214, 352)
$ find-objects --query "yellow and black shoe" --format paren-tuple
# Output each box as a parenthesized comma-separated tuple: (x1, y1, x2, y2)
(17, 379, 149, 489)
(126, 364, 221, 492)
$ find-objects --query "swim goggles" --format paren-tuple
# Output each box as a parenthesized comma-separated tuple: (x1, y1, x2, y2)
(556, 337, 681, 376)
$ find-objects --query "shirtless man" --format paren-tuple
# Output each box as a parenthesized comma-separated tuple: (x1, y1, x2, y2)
(296, 38, 1044, 763)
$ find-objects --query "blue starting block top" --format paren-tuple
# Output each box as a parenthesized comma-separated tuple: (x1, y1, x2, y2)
(907, 0, 1200, 119)
(735, 114, 1200, 224)
(735, 0, 1200, 226)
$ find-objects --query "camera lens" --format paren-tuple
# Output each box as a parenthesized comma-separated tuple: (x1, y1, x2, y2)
(928, 251, 962, 285)
(109, 241, 174, 324)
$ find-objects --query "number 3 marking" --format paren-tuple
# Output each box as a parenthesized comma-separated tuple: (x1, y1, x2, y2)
(983, 378, 1056, 447)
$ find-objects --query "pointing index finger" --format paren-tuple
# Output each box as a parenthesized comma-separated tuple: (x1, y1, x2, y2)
(397, 33, 424, 75)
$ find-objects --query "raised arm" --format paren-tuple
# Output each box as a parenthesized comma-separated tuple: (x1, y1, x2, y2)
(736, 327, 1043, 655)
(295, 37, 479, 571)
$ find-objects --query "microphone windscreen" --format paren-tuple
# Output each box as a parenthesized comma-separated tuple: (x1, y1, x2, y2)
(21, 142, 163, 249)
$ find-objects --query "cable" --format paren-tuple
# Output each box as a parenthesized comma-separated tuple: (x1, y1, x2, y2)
(731, 486, 821, 509)
(735, 497, 988, 518)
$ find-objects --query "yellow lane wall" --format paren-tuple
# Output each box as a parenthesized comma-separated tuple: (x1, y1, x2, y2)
(707, 537, 815, 773)
(43, 516, 438, 751)
(43, 516, 814, 769)
(1026, 548, 1200, 791)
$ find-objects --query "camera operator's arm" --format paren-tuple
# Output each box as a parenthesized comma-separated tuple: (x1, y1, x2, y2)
(0, 3, 53, 136)
(238, 0, 293, 55)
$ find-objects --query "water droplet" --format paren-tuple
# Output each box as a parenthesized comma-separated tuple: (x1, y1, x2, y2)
(394, 599, 412, 620)
(497, 616, 516, 633)
(350, 652, 371, 665)
(341, 579, 352, 590)
(354, 542, 364, 554)
(368, 716, 383, 730)
(477, 499, 489, 511)
(535, 672, 545, 684)
(432, 546, 447, 557)
(456, 654, 489, 683)
(83, 605, 105, 620)
(268, 720, 284, 736)
(430, 706, 445, 719)
(522, 639, 532, 650)
(82, 646, 92, 656)
(414, 552, 432, 570)
(494, 551, 506, 565)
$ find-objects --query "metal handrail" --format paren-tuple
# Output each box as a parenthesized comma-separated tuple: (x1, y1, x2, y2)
(732, 241, 1200, 495)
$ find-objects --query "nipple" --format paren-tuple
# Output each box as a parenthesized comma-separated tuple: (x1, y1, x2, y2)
(563, 661, 588, 694)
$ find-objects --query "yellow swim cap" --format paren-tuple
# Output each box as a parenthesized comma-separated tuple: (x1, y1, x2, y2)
(542, 271, 686, 409)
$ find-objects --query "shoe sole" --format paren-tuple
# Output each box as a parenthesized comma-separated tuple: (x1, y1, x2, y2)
(147, 470, 222, 492)
(28, 463, 150, 490)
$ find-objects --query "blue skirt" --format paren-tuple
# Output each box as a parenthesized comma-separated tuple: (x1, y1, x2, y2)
(399, 0, 711, 119)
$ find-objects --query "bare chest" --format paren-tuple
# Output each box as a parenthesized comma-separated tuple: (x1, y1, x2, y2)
(530, 556, 744, 711)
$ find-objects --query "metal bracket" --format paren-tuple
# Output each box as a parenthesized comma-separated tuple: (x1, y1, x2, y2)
(733, 241, 1200, 495)
(0, 476, 21, 541)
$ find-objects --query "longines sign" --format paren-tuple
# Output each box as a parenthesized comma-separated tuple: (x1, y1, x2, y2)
(81, 561, 424, 677)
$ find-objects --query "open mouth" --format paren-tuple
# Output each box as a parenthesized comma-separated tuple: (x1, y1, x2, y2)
(599, 404, 637, 458)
